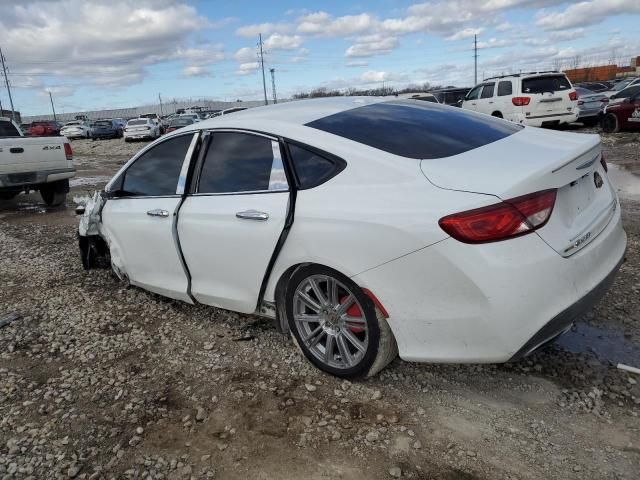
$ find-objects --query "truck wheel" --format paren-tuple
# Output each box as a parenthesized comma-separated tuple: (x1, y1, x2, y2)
(40, 180, 69, 207)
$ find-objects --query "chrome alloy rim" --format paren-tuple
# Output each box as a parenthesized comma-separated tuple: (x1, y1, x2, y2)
(293, 275, 369, 369)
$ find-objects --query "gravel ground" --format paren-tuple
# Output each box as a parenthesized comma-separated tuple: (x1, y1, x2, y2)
(1, 131, 639, 480)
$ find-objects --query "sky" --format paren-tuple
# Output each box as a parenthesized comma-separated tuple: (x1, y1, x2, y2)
(0, 0, 639, 116)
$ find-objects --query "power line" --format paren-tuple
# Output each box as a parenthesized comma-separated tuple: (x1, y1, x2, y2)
(0, 46, 17, 122)
(473, 34, 478, 85)
(270, 68, 277, 104)
(258, 33, 268, 105)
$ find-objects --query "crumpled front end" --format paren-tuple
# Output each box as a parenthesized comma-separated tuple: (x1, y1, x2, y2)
(78, 191, 112, 270)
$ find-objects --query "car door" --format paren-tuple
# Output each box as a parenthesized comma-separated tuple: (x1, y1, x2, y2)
(178, 130, 290, 314)
(101, 132, 198, 302)
(495, 80, 513, 119)
(619, 94, 640, 129)
(461, 85, 482, 111)
(475, 82, 496, 115)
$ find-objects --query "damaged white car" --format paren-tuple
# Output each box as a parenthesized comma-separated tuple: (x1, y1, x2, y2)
(79, 97, 626, 378)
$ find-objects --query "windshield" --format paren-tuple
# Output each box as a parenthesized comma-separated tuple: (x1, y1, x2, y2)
(128, 119, 148, 126)
(522, 75, 571, 94)
(0, 121, 20, 137)
(613, 80, 632, 91)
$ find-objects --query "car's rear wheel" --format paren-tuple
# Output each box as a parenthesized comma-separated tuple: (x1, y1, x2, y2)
(601, 113, 619, 133)
(286, 265, 397, 378)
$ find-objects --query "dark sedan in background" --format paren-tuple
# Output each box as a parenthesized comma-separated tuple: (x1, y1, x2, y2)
(91, 119, 122, 140)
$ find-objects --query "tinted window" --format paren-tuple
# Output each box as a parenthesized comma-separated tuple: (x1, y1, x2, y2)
(0, 121, 20, 137)
(480, 83, 495, 99)
(497, 81, 512, 96)
(198, 132, 277, 193)
(289, 144, 342, 189)
(128, 119, 148, 126)
(614, 85, 640, 99)
(122, 134, 192, 196)
(306, 101, 522, 160)
(522, 75, 571, 94)
(466, 86, 482, 100)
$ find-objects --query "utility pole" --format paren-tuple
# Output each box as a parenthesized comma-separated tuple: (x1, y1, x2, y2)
(158, 93, 164, 117)
(48, 90, 57, 122)
(473, 34, 478, 84)
(270, 68, 277, 104)
(258, 33, 268, 105)
(0, 47, 16, 122)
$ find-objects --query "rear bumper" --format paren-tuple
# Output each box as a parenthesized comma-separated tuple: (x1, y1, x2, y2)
(0, 167, 76, 189)
(354, 205, 626, 363)
(508, 252, 624, 361)
(511, 112, 578, 127)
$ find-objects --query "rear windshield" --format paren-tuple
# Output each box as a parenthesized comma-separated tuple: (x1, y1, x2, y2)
(128, 119, 148, 126)
(95, 121, 112, 126)
(522, 75, 571, 94)
(0, 121, 20, 137)
(305, 100, 521, 159)
(170, 118, 193, 126)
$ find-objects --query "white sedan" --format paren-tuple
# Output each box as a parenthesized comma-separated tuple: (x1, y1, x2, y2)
(78, 97, 626, 378)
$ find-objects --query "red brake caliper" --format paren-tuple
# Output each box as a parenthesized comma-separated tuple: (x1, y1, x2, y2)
(339, 296, 365, 333)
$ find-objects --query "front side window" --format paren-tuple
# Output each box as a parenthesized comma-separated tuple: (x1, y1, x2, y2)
(466, 86, 482, 100)
(120, 134, 193, 196)
(480, 83, 495, 99)
(197, 132, 287, 194)
(497, 81, 512, 96)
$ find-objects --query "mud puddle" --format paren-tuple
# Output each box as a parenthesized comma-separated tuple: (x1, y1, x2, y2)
(607, 164, 640, 201)
(556, 321, 640, 366)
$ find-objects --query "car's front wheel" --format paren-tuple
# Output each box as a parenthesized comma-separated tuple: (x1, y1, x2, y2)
(286, 265, 397, 378)
(601, 113, 619, 133)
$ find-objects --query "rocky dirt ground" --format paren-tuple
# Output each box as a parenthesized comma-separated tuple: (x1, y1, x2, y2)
(1, 130, 639, 480)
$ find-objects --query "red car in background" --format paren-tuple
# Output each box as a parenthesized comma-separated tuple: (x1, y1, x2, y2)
(28, 120, 62, 136)
(601, 89, 640, 133)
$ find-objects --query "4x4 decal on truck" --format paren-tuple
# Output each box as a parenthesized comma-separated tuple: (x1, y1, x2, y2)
(42, 145, 62, 150)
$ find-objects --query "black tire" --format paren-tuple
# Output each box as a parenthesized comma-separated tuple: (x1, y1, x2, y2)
(581, 117, 599, 127)
(285, 264, 397, 379)
(601, 113, 619, 133)
(40, 183, 67, 207)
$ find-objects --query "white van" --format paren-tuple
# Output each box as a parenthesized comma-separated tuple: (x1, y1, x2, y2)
(461, 72, 578, 127)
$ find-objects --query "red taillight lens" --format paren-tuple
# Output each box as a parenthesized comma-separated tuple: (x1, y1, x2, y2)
(439, 190, 557, 244)
(569, 91, 578, 101)
(600, 153, 607, 172)
(512, 97, 531, 106)
(64, 142, 73, 160)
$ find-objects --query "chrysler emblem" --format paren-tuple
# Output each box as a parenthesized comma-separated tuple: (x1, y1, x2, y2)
(594, 171, 603, 189)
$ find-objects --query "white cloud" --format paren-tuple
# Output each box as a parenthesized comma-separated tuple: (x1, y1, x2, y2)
(346, 60, 369, 68)
(236, 62, 260, 76)
(182, 65, 211, 77)
(345, 34, 399, 58)
(297, 11, 375, 37)
(447, 28, 484, 41)
(235, 22, 291, 38)
(360, 70, 408, 83)
(536, 0, 640, 30)
(234, 47, 256, 63)
(263, 33, 303, 50)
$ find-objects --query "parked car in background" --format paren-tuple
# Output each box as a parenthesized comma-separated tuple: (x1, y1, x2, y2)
(398, 92, 439, 103)
(608, 84, 640, 104)
(431, 87, 470, 106)
(178, 113, 202, 123)
(61, 120, 93, 139)
(19, 123, 31, 135)
(219, 107, 247, 116)
(462, 72, 578, 127)
(92, 119, 121, 140)
(165, 117, 195, 133)
(574, 87, 609, 126)
(28, 120, 62, 136)
(0, 117, 75, 206)
(575, 82, 609, 93)
(601, 89, 640, 133)
(78, 97, 625, 378)
(140, 112, 164, 134)
(605, 78, 639, 97)
(123, 118, 161, 142)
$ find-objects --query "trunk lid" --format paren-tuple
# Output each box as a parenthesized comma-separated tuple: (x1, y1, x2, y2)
(420, 127, 617, 256)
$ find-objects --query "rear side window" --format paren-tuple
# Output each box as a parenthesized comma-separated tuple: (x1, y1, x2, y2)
(288, 143, 344, 189)
(480, 83, 495, 98)
(497, 81, 512, 96)
(306, 101, 521, 160)
(197, 132, 287, 194)
(121, 134, 193, 196)
(0, 121, 20, 137)
(522, 75, 571, 94)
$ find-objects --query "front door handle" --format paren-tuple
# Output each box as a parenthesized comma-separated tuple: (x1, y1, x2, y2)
(236, 210, 269, 221)
(147, 209, 169, 218)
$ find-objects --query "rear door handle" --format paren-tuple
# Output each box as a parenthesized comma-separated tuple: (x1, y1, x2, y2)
(236, 210, 269, 221)
(146, 209, 169, 218)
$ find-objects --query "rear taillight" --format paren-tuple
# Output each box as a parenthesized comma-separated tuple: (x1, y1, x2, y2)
(64, 142, 73, 160)
(512, 97, 530, 106)
(439, 190, 557, 244)
(600, 153, 608, 172)
(569, 91, 578, 101)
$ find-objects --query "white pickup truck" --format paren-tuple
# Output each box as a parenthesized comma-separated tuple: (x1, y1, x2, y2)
(0, 117, 75, 206)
